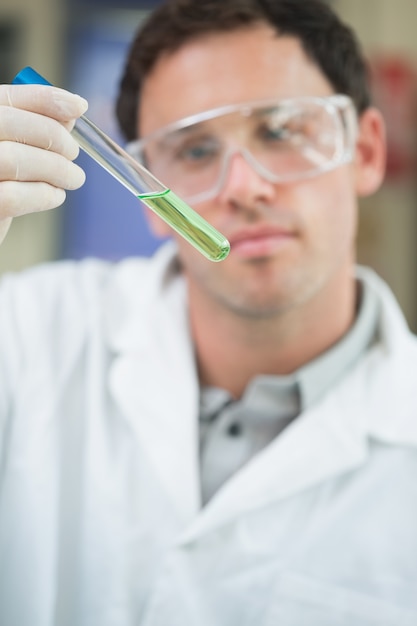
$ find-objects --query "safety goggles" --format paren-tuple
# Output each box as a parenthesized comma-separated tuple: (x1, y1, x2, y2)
(127, 94, 358, 204)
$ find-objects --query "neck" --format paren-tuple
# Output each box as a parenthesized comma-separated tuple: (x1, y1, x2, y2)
(189, 266, 357, 399)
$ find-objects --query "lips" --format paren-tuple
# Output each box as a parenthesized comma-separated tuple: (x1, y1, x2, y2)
(228, 225, 297, 258)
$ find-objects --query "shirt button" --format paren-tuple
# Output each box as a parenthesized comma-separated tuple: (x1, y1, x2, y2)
(227, 422, 242, 437)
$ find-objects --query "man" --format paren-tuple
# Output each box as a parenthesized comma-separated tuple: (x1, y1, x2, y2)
(0, 1, 416, 624)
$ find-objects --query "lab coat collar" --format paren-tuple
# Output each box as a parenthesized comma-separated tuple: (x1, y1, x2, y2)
(104, 243, 201, 523)
(355, 266, 417, 447)
(104, 242, 182, 353)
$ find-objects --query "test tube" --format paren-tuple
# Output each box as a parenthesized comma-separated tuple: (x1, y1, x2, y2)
(12, 67, 230, 262)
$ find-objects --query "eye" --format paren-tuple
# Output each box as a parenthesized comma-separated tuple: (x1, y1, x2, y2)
(258, 122, 292, 143)
(255, 110, 317, 151)
(174, 136, 220, 164)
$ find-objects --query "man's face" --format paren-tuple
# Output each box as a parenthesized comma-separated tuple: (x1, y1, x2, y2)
(138, 25, 361, 318)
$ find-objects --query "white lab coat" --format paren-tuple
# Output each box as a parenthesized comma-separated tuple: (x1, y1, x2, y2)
(0, 243, 416, 626)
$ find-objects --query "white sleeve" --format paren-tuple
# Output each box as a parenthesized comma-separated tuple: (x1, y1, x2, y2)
(0, 259, 110, 462)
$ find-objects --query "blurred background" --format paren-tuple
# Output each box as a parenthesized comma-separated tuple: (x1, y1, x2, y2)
(0, 0, 416, 332)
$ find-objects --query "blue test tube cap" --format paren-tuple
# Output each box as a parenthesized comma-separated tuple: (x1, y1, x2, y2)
(12, 66, 52, 86)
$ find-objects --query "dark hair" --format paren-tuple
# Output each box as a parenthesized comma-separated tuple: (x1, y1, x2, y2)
(116, 0, 371, 141)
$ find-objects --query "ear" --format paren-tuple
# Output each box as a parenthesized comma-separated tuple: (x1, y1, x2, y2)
(142, 205, 173, 239)
(353, 106, 387, 197)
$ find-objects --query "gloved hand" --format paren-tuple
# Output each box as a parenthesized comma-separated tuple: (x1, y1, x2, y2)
(0, 83, 88, 244)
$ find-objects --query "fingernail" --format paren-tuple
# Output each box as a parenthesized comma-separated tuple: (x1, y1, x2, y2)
(53, 88, 88, 118)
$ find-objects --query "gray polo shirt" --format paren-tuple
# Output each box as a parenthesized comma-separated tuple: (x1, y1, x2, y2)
(199, 279, 380, 504)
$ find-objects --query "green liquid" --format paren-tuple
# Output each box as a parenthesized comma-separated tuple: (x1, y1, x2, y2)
(138, 189, 230, 262)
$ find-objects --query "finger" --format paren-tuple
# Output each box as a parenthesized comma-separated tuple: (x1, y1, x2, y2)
(0, 181, 68, 217)
(0, 105, 81, 160)
(0, 84, 88, 123)
(0, 142, 86, 189)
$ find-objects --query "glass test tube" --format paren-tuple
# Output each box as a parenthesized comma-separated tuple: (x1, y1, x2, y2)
(12, 67, 230, 262)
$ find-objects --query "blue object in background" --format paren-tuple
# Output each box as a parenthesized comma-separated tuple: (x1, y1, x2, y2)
(62, 10, 166, 261)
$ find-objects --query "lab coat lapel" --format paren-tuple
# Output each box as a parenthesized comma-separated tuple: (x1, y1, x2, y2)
(105, 245, 201, 522)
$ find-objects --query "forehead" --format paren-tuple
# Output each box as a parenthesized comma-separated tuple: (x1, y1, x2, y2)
(138, 24, 335, 136)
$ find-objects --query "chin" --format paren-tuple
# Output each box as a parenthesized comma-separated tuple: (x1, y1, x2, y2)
(221, 289, 297, 319)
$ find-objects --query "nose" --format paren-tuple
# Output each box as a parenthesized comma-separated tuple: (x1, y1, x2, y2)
(216, 149, 277, 208)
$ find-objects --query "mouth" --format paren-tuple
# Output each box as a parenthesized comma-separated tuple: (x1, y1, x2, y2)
(228, 225, 297, 259)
